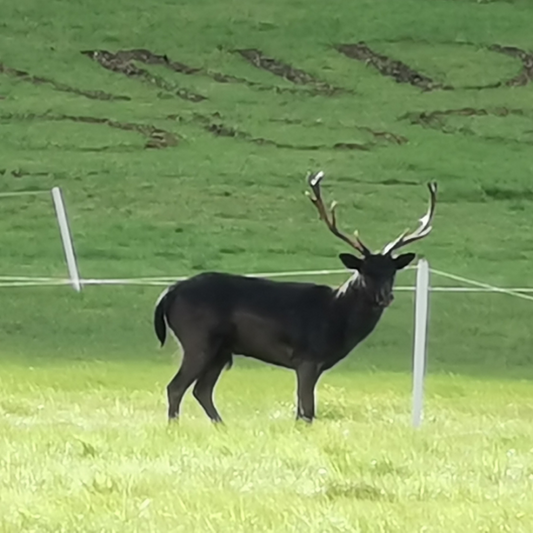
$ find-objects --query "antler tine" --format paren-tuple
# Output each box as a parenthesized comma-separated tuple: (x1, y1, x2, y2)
(306, 171, 371, 256)
(382, 182, 438, 255)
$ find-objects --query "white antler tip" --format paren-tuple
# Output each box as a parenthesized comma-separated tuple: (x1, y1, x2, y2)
(309, 170, 324, 187)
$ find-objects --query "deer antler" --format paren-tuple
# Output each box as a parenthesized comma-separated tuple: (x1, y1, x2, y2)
(306, 171, 371, 257)
(382, 182, 438, 255)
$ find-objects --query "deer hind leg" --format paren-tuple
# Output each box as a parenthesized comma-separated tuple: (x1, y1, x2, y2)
(167, 354, 205, 421)
(166, 338, 221, 421)
(192, 350, 232, 423)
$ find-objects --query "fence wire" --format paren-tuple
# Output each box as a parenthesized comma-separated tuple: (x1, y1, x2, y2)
(1, 267, 533, 301)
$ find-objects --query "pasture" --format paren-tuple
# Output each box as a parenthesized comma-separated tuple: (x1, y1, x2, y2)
(1, 0, 533, 530)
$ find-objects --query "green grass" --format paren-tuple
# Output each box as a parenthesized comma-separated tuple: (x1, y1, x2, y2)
(1, 361, 533, 533)
(1, 0, 533, 529)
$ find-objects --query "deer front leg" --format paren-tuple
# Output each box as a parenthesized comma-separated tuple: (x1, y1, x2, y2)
(295, 362, 322, 423)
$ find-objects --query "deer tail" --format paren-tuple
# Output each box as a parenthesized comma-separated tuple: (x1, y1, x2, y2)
(154, 288, 169, 347)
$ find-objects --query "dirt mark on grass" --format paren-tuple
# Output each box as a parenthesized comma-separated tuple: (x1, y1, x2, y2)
(233, 49, 345, 95)
(169, 112, 405, 151)
(207, 121, 371, 150)
(268, 117, 407, 145)
(357, 126, 407, 145)
(401, 107, 533, 144)
(0, 62, 129, 101)
(81, 49, 206, 102)
(82, 48, 327, 100)
(447, 44, 533, 89)
(184, 114, 367, 150)
(402, 107, 526, 126)
(336, 42, 446, 91)
(2, 169, 53, 178)
(1, 113, 178, 149)
(340, 40, 533, 90)
(489, 45, 533, 87)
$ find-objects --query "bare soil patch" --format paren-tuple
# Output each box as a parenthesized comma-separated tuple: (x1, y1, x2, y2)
(0, 62, 129, 101)
(233, 49, 345, 95)
(1, 113, 178, 149)
(4, 169, 52, 178)
(357, 126, 408, 145)
(340, 40, 533, 90)
(81, 49, 206, 102)
(204, 118, 356, 150)
(268, 118, 407, 146)
(401, 107, 533, 145)
(83, 48, 329, 96)
(401, 107, 526, 127)
(168, 113, 402, 151)
(336, 43, 446, 91)
(490, 45, 533, 87)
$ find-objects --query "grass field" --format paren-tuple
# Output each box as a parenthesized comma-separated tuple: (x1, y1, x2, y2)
(1, 0, 533, 530)
(2, 363, 533, 532)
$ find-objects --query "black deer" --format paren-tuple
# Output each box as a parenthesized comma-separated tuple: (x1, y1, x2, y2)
(154, 171, 437, 423)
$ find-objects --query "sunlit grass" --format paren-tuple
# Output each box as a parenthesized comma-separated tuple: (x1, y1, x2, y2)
(1, 361, 532, 532)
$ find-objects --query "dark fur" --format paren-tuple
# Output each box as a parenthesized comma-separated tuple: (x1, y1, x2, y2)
(154, 251, 415, 423)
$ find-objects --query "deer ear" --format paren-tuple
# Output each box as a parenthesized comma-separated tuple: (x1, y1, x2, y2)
(339, 253, 363, 271)
(394, 252, 416, 270)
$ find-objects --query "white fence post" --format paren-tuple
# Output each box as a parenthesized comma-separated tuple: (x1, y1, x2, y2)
(412, 258, 430, 428)
(51, 187, 81, 292)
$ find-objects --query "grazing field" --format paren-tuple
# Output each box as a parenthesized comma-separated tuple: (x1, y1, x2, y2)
(2, 360, 533, 533)
(1, 0, 533, 530)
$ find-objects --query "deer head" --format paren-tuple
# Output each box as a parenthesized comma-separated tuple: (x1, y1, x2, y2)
(306, 171, 437, 308)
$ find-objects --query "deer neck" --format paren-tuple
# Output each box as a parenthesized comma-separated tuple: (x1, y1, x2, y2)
(333, 273, 385, 352)
(335, 271, 362, 298)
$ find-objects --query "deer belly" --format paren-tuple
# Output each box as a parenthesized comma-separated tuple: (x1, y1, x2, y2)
(231, 311, 296, 368)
